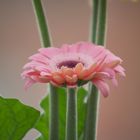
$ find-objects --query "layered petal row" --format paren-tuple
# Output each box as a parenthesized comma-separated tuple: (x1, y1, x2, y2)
(21, 42, 125, 97)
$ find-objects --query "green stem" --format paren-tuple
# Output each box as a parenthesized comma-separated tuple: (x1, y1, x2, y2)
(84, 84, 99, 140)
(90, 0, 99, 43)
(32, 1, 59, 140)
(49, 85, 59, 140)
(84, 0, 107, 140)
(32, 0, 51, 47)
(96, 0, 107, 45)
(66, 88, 77, 140)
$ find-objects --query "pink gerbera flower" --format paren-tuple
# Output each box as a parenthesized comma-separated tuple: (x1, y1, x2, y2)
(21, 42, 125, 97)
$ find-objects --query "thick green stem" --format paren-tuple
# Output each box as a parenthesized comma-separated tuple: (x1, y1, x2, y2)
(49, 85, 59, 140)
(32, 0, 51, 47)
(84, 0, 107, 140)
(90, 0, 99, 43)
(84, 84, 99, 140)
(66, 88, 77, 140)
(96, 0, 107, 45)
(32, 1, 59, 140)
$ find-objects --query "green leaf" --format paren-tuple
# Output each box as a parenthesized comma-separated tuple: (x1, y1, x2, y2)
(36, 136, 44, 140)
(58, 88, 67, 140)
(77, 87, 88, 139)
(0, 96, 40, 140)
(35, 87, 88, 140)
(35, 87, 66, 140)
(35, 93, 50, 140)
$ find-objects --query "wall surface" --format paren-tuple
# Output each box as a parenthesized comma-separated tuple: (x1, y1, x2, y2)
(0, 0, 140, 140)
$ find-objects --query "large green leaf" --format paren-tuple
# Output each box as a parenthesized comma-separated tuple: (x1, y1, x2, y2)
(35, 87, 87, 140)
(36, 136, 44, 140)
(0, 96, 40, 140)
(35, 93, 50, 140)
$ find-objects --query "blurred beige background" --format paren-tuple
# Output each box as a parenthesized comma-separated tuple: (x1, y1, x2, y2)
(0, 0, 140, 140)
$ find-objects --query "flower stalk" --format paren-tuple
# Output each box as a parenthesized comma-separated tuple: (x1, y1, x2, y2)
(32, 0, 51, 47)
(84, 84, 99, 140)
(84, 0, 107, 140)
(96, 0, 107, 45)
(66, 88, 77, 140)
(49, 85, 59, 140)
(90, 0, 99, 43)
(32, 1, 59, 140)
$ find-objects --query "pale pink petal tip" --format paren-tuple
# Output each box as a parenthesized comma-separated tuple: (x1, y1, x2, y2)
(21, 42, 125, 96)
(93, 80, 110, 97)
(24, 79, 36, 90)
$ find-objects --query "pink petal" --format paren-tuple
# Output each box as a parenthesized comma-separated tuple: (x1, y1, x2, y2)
(35, 65, 51, 72)
(61, 44, 71, 53)
(31, 76, 50, 83)
(60, 42, 93, 54)
(111, 78, 118, 87)
(92, 47, 107, 61)
(39, 47, 61, 58)
(29, 53, 49, 64)
(94, 72, 110, 79)
(92, 79, 110, 97)
(102, 68, 115, 79)
(24, 79, 36, 90)
(106, 50, 122, 63)
(23, 61, 46, 69)
(114, 65, 126, 76)
(73, 42, 97, 54)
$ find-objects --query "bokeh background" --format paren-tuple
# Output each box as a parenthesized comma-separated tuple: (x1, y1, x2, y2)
(0, 0, 140, 140)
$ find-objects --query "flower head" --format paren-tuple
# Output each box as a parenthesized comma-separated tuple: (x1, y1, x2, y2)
(21, 42, 125, 97)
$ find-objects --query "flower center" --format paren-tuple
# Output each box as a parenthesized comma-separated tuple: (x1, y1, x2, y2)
(57, 60, 83, 69)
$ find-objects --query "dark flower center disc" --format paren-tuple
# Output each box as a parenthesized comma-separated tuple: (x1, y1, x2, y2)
(57, 60, 83, 68)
